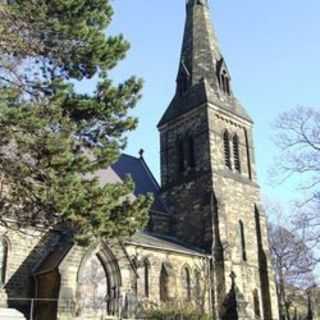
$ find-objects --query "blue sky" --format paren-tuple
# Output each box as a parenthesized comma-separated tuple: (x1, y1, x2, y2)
(80, 0, 320, 204)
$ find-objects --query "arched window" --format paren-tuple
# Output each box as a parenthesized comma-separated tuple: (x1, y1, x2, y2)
(194, 269, 201, 301)
(132, 258, 138, 295)
(220, 71, 231, 95)
(253, 289, 261, 318)
(239, 220, 247, 262)
(223, 130, 232, 169)
(182, 267, 191, 301)
(225, 77, 231, 95)
(233, 134, 241, 173)
(177, 138, 185, 173)
(188, 136, 195, 168)
(217, 58, 232, 96)
(244, 129, 252, 180)
(221, 74, 226, 92)
(144, 259, 150, 298)
(160, 264, 169, 302)
(0, 238, 8, 285)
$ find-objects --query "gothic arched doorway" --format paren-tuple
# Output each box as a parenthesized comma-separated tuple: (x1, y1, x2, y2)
(76, 243, 121, 319)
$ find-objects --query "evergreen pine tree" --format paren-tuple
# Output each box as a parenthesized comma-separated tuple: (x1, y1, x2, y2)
(0, 0, 152, 244)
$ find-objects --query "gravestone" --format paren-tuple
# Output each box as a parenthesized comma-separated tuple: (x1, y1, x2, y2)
(221, 272, 249, 320)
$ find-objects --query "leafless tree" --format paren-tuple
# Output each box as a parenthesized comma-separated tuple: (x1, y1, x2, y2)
(272, 106, 320, 188)
(272, 106, 320, 258)
(266, 202, 316, 320)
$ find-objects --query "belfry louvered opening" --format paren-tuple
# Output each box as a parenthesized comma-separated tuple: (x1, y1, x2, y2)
(233, 134, 241, 173)
(223, 130, 232, 169)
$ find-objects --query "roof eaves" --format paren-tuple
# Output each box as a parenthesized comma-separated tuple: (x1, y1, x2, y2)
(125, 240, 208, 258)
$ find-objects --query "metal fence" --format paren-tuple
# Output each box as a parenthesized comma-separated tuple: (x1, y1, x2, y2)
(5, 297, 121, 320)
(3, 297, 211, 320)
(4, 297, 148, 320)
(6, 298, 63, 320)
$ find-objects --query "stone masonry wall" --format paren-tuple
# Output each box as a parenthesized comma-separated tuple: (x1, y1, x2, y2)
(160, 106, 214, 250)
(56, 241, 211, 319)
(208, 105, 279, 319)
(125, 244, 210, 311)
(0, 224, 60, 316)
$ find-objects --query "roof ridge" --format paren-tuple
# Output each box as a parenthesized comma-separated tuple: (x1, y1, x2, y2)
(139, 156, 161, 192)
(120, 152, 161, 193)
(138, 156, 170, 213)
(120, 152, 140, 161)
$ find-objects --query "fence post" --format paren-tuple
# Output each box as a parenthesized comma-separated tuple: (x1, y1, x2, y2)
(118, 295, 122, 320)
(30, 299, 34, 320)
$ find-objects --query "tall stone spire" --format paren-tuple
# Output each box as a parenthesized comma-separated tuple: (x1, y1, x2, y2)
(177, 0, 222, 94)
(158, 0, 251, 127)
(158, 3, 279, 319)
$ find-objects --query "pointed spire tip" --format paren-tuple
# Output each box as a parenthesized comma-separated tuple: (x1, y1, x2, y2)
(186, 0, 208, 8)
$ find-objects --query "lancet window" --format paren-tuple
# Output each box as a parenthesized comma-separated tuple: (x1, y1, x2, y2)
(223, 130, 232, 169)
(233, 134, 241, 173)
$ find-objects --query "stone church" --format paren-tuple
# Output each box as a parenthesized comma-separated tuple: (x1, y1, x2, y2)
(0, 0, 279, 319)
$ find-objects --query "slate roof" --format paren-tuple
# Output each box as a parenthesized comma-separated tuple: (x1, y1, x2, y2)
(128, 231, 206, 256)
(111, 155, 159, 198)
(34, 155, 209, 274)
(96, 154, 168, 214)
(34, 230, 205, 276)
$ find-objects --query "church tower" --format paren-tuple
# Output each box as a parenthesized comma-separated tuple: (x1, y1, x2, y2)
(158, 1, 279, 319)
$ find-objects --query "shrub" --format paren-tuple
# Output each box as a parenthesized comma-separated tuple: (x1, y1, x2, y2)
(143, 302, 214, 320)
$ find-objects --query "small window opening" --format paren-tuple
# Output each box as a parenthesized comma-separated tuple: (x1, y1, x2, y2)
(188, 136, 195, 168)
(144, 259, 150, 298)
(253, 289, 261, 318)
(177, 139, 185, 173)
(0, 239, 8, 285)
(225, 77, 230, 95)
(182, 267, 191, 301)
(223, 130, 232, 169)
(239, 220, 247, 262)
(176, 138, 185, 174)
(220, 71, 231, 95)
(160, 265, 169, 302)
(221, 74, 226, 92)
(194, 269, 201, 301)
(233, 134, 241, 173)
